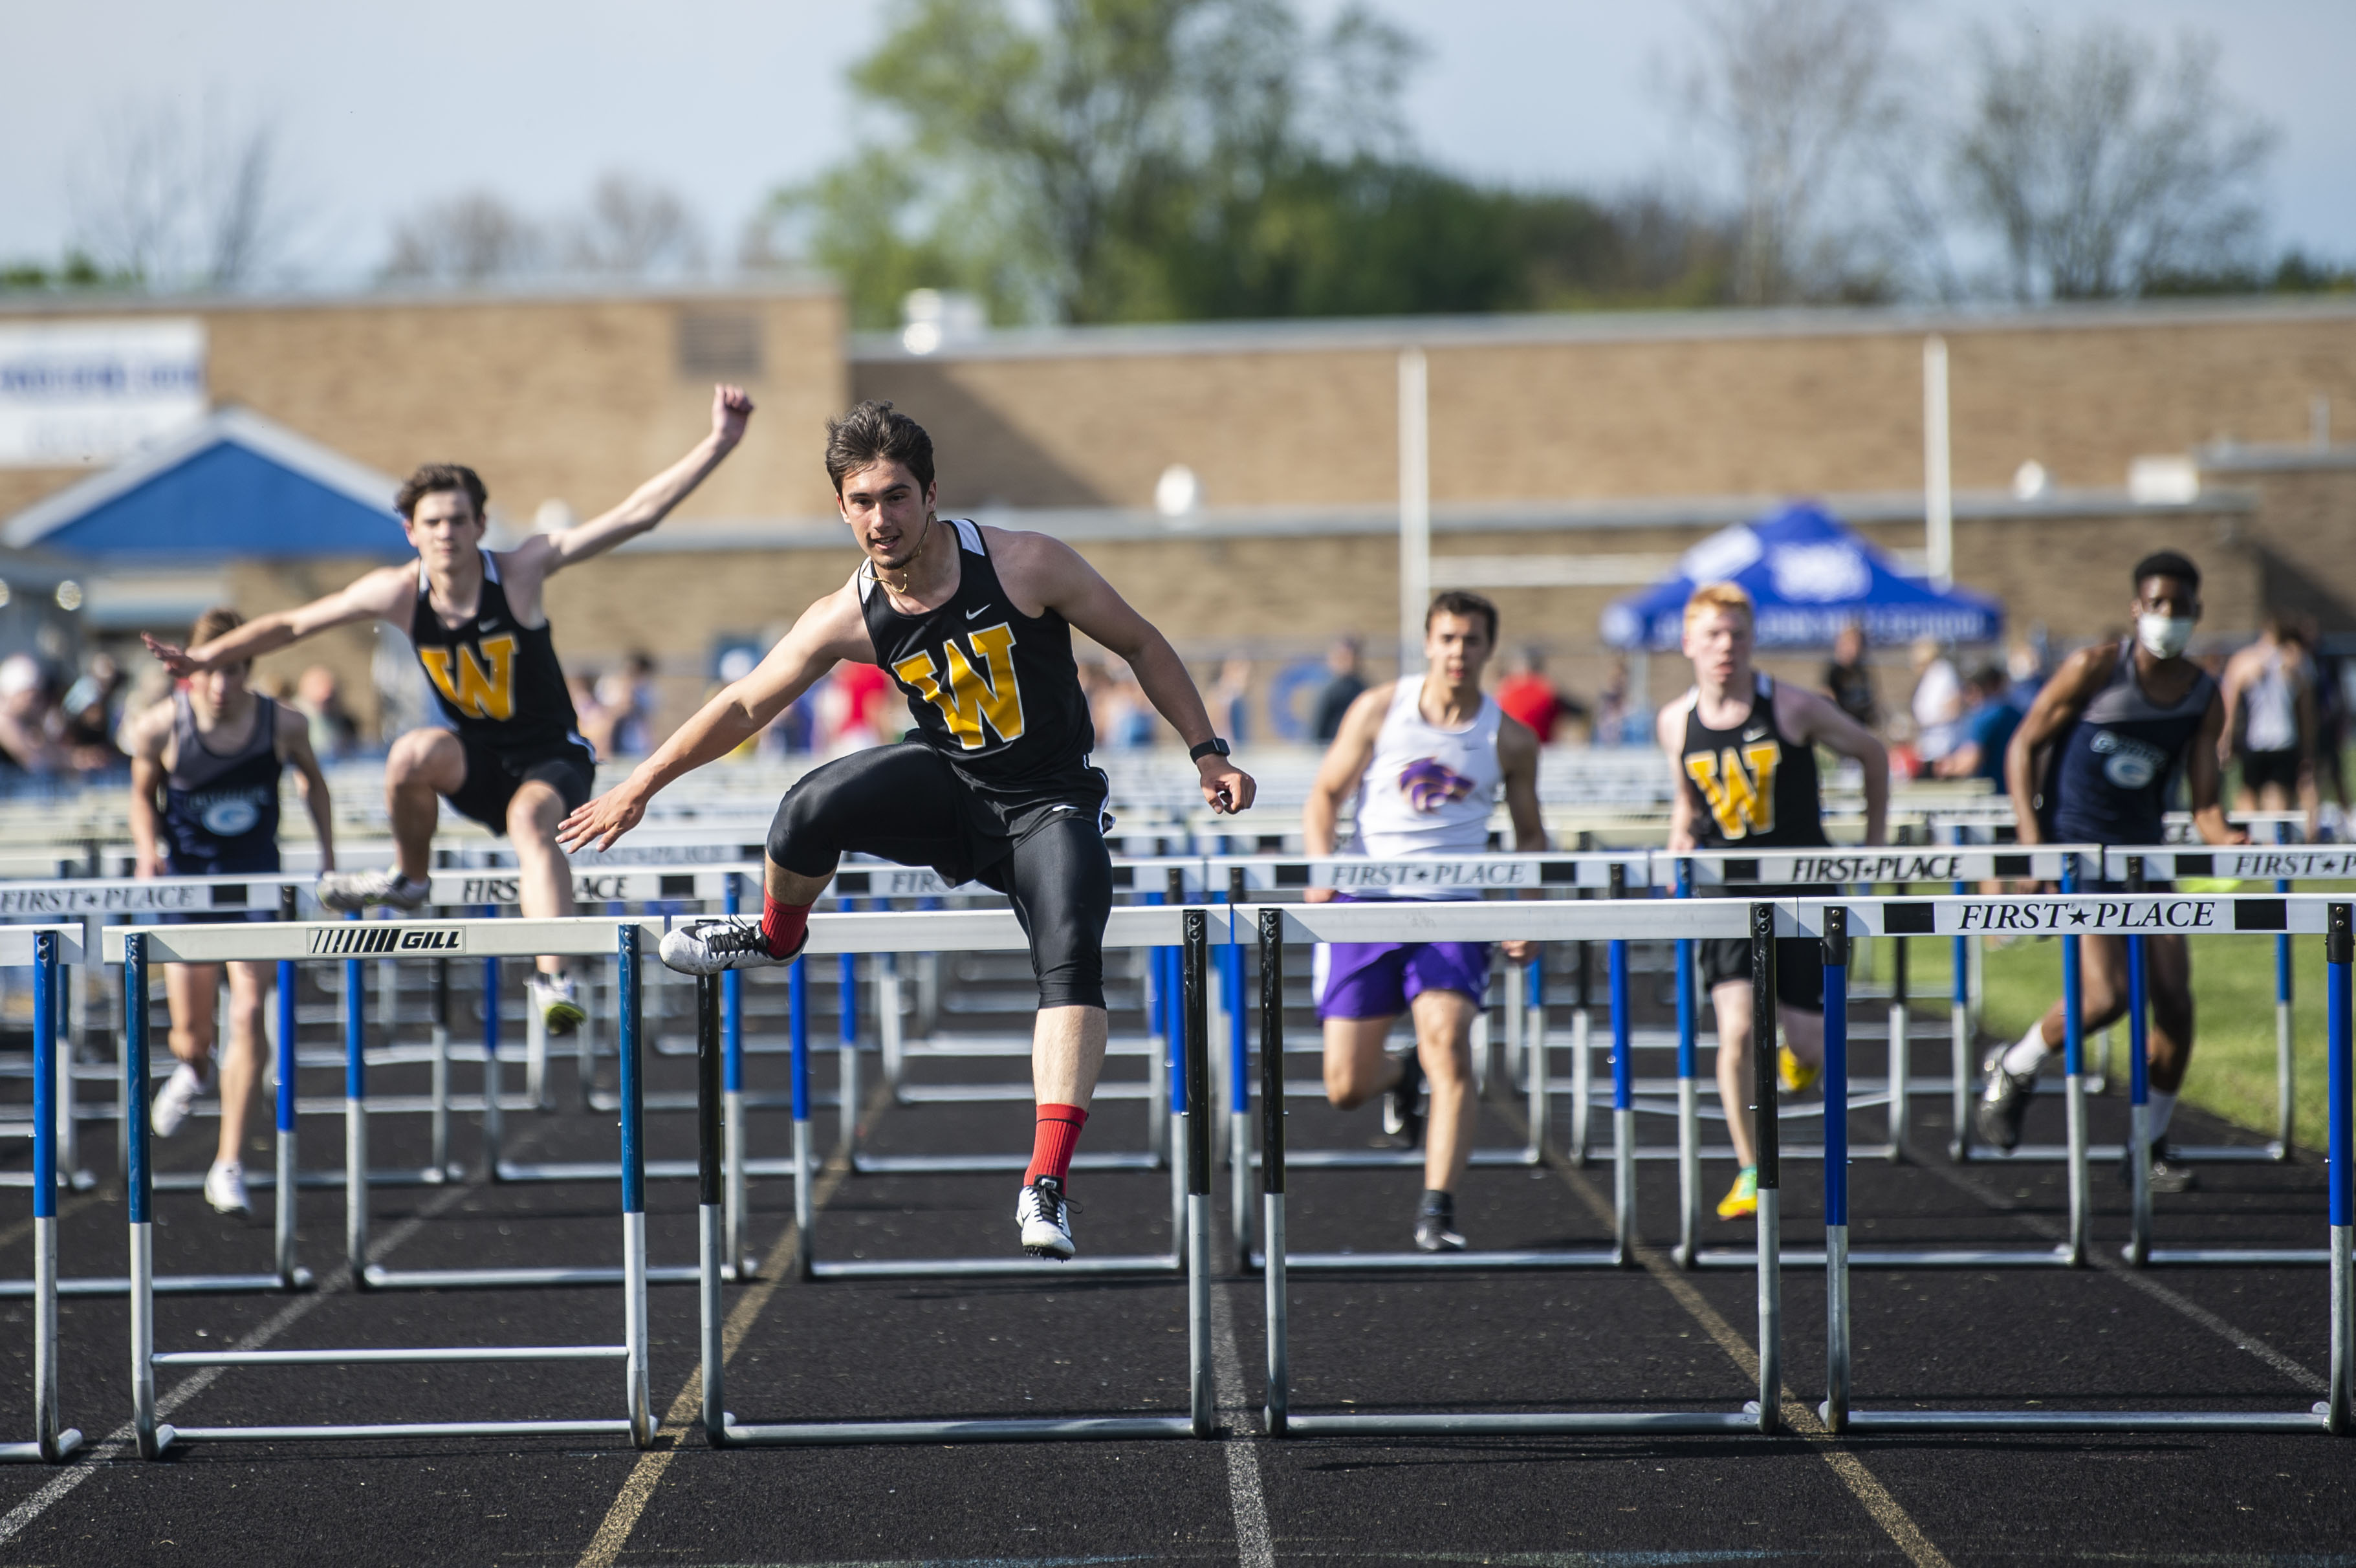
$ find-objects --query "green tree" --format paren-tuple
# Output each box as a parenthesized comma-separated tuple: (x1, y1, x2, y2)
(763, 0, 1415, 327)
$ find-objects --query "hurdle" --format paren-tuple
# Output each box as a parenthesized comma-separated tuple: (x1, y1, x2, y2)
(699, 904, 1212, 1444)
(0, 928, 85, 1462)
(783, 902, 1196, 1281)
(1813, 890, 2350, 1434)
(840, 860, 1192, 1178)
(116, 917, 659, 1454)
(1262, 899, 1784, 1434)
(1216, 849, 1644, 1176)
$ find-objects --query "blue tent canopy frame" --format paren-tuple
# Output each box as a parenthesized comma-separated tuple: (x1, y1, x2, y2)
(1600, 503, 2002, 651)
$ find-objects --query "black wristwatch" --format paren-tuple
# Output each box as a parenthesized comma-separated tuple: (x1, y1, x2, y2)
(1189, 737, 1231, 763)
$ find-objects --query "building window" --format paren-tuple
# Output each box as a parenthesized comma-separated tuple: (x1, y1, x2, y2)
(675, 310, 763, 378)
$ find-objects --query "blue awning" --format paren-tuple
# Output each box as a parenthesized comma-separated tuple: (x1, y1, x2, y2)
(1, 407, 410, 562)
(1600, 503, 2002, 651)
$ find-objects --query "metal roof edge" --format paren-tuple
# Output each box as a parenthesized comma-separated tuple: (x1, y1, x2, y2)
(850, 295, 2356, 364)
(2196, 441, 2356, 475)
(0, 275, 836, 319)
(611, 486, 2258, 555)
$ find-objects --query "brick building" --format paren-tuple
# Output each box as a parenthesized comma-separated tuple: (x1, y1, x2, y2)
(2, 285, 2350, 738)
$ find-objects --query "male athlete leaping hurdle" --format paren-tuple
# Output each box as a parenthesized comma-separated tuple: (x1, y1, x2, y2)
(146, 384, 756, 1038)
(558, 400, 1256, 1261)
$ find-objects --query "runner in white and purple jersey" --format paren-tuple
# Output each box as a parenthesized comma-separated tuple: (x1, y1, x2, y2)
(1301, 593, 1547, 1252)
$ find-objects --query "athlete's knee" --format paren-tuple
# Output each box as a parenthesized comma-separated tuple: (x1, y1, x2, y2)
(386, 728, 457, 787)
(507, 782, 566, 843)
(1031, 943, 1105, 1011)
(767, 778, 849, 878)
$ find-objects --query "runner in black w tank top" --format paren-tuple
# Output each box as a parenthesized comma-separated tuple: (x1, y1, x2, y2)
(1657, 583, 1889, 1223)
(559, 400, 1257, 1262)
(144, 384, 758, 1038)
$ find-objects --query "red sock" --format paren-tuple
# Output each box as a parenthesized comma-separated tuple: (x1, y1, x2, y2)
(1027, 1104, 1088, 1188)
(760, 896, 811, 959)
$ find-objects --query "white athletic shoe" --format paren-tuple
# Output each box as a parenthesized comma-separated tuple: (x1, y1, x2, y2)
(530, 975, 587, 1036)
(151, 1061, 210, 1137)
(1016, 1176, 1076, 1261)
(658, 916, 802, 975)
(204, 1160, 250, 1215)
(316, 869, 430, 913)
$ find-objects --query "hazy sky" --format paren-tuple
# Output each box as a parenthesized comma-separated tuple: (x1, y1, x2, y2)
(5, 0, 2349, 290)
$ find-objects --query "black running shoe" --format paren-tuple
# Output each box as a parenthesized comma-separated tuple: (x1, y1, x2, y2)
(1974, 1051, 2036, 1151)
(1413, 1194, 1465, 1252)
(2122, 1149, 2199, 1194)
(1382, 1047, 1425, 1145)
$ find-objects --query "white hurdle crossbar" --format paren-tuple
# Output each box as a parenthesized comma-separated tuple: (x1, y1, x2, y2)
(115, 918, 660, 1454)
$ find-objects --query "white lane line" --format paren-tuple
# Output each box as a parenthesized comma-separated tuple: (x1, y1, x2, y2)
(0, 1137, 533, 1549)
(1916, 1158, 2327, 1393)
(1209, 1280, 1274, 1568)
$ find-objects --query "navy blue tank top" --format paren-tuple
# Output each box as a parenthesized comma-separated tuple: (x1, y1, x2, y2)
(2043, 639, 2218, 847)
(163, 690, 284, 873)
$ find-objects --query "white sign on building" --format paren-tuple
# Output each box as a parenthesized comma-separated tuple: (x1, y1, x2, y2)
(0, 319, 207, 467)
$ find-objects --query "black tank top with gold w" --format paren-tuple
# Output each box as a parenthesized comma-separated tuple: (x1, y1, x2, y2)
(858, 519, 1100, 810)
(409, 550, 584, 753)
(1678, 673, 1827, 849)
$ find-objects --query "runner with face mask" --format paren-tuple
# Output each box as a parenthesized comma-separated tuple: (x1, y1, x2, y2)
(1981, 551, 2246, 1190)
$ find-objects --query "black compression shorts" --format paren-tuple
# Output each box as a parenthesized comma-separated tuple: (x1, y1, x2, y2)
(2239, 748, 2300, 793)
(1694, 883, 1827, 1014)
(445, 735, 597, 833)
(767, 742, 1113, 1010)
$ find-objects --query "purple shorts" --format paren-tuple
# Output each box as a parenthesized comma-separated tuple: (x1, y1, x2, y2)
(1314, 919, 1492, 1021)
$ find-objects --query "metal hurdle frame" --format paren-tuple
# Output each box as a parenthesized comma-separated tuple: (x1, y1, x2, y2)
(1, 928, 85, 1462)
(1671, 844, 2088, 1270)
(117, 917, 659, 1453)
(1216, 849, 1645, 1176)
(840, 859, 1192, 1179)
(1814, 891, 2351, 1435)
(783, 902, 1194, 1280)
(1263, 898, 1785, 1434)
(699, 903, 1214, 1444)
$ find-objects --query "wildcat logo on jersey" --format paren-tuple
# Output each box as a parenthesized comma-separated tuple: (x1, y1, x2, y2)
(893, 623, 1026, 750)
(1685, 742, 1780, 839)
(418, 635, 518, 722)
(1400, 757, 1474, 813)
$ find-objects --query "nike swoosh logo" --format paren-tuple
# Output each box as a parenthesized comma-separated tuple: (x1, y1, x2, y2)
(965, 606, 988, 620)
(1742, 727, 1768, 741)
(478, 620, 498, 632)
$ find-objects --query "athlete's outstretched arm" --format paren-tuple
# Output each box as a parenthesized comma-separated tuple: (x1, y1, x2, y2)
(556, 589, 871, 852)
(1497, 713, 1549, 961)
(2003, 644, 2111, 847)
(2184, 688, 2247, 846)
(278, 704, 338, 871)
(1657, 697, 1701, 854)
(997, 530, 1256, 814)
(142, 567, 413, 677)
(1784, 687, 1890, 845)
(1300, 684, 1391, 902)
(122, 702, 174, 878)
(521, 384, 755, 577)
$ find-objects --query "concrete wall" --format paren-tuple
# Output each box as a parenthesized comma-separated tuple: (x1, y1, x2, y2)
(853, 303, 2356, 514)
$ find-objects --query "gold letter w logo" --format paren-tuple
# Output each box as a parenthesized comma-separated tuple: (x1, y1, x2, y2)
(419, 634, 518, 721)
(894, 624, 1025, 750)
(1685, 742, 1780, 840)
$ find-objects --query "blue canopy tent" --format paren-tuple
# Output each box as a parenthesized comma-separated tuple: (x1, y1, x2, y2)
(1600, 503, 2002, 651)
(1, 406, 410, 563)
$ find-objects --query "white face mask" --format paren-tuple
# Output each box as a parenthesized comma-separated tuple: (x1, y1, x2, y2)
(2137, 613, 2195, 660)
